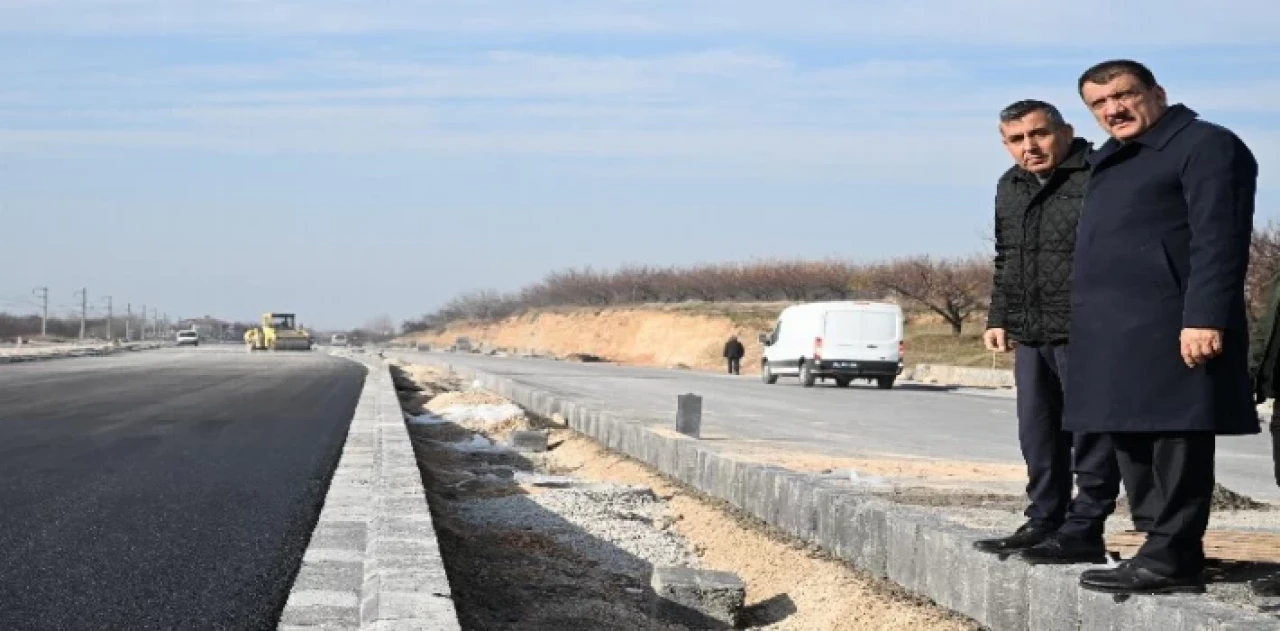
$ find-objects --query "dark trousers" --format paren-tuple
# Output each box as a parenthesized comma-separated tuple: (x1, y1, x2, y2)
(726, 357, 741, 374)
(1271, 408, 1280, 487)
(1112, 432, 1216, 577)
(1015, 343, 1121, 539)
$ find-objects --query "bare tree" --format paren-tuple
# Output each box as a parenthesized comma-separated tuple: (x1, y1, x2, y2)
(405, 253, 995, 330)
(869, 255, 993, 335)
(364, 314, 396, 341)
(1247, 220, 1280, 323)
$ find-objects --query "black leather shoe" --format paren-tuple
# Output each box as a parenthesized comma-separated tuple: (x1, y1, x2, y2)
(1080, 562, 1206, 595)
(973, 522, 1055, 554)
(1016, 533, 1107, 565)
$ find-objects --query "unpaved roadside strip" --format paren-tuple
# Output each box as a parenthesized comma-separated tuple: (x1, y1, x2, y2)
(0, 341, 165, 363)
(391, 358, 978, 630)
(399, 353, 1280, 631)
(277, 354, 461, 630)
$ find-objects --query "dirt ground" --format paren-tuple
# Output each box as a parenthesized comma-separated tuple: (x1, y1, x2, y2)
(407, 411, 688, 630)
(724, 444, 1026, 486)
(393, 360, 979, 631)
(543, 431, 980, 631)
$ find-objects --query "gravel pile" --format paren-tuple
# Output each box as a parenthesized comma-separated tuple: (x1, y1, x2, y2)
(455, 484, 700, 579)
(426, 390, 512, 412)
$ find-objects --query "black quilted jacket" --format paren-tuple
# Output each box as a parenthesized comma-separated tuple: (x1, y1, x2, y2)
(987, 138, 1092, 344)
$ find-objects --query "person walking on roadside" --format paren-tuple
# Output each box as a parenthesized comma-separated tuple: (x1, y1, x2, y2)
(1066, 59, 1259, 595)
(723, 335, 745, 375)
(1248, 267, 1280, 489)
(972, 99, 1124, 564)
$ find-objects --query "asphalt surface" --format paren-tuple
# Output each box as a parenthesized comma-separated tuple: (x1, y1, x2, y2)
(406, 350, 1280, 503)
(0, 347, 365, 630)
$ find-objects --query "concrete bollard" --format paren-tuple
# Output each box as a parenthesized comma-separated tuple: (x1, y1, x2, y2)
(507, 430, 548, 453)
(651, 567, 745, 628)
(676, 394, 702, 438)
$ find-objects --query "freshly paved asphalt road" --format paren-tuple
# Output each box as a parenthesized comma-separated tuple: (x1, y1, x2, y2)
(0, 347, 365, 630)
(408, 351, 1280, 503)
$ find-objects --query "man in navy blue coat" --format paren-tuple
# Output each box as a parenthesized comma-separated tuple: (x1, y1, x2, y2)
(1065, 59, 1259, 595)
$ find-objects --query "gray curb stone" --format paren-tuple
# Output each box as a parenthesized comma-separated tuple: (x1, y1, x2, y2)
(279, 358, 460, 630)
(411, 356, 1280, 631)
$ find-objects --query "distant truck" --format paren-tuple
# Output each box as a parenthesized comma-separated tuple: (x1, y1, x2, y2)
(451, 336, 473, 353)
(759, 300, 905, 389)
(330, 333, 349, 347)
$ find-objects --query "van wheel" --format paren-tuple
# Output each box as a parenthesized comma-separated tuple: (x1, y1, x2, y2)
(761, 361, 778, 384)
(877, 376, 896, 390)
(835, 377, 851, 388)
(800, 363, 816, 388)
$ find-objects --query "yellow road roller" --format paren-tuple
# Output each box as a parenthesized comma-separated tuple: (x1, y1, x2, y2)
(244, 312, 314, 351)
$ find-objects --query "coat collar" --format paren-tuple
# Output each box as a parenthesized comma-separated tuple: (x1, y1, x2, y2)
(1086, 103, 1198, 166)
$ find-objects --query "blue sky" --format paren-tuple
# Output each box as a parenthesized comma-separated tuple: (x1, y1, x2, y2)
(2, 1, 1279, 330)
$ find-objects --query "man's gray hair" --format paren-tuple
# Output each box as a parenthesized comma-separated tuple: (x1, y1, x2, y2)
(999, 99, 1067, 128)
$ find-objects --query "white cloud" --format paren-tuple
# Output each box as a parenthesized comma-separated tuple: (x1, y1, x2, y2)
(3, 5, 1279, 195)
(3, 0, 1280, 46)
(3, 42, 1279, 191)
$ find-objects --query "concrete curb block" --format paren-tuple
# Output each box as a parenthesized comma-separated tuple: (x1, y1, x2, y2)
(279, 359, 460, 630)
(421, 358, 1280, 631)
(907, 363, 1015, 389)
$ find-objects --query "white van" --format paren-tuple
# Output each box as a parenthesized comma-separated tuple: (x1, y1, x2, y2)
(758, 301, 905, 389)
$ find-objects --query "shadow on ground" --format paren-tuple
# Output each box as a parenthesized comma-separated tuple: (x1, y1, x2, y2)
(390, 365, 767, 630)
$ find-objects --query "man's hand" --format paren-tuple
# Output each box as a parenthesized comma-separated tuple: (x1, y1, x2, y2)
(1181, 328, 1223, 367)
(983, 328, 1011, 353)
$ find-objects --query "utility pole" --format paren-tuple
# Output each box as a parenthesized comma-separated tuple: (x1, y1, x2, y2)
(32, 287, 48, 337)
(74, 288, 87, 340)
(125, 304, 132, 341)
(139, 304, 146, 339)
(103, 296, 113, 341)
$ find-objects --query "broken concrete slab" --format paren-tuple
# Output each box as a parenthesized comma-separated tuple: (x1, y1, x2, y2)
(650, 566, 746, 628)
(507, 430, 548, 452)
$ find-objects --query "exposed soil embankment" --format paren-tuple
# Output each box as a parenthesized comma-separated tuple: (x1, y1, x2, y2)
(403, 303, 1011, 374)
(408, 304, 781, 374)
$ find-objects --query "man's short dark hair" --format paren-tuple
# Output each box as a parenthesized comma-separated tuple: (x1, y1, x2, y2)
(999, 99, 1066, 128)
(1077, 59, 1158, 94)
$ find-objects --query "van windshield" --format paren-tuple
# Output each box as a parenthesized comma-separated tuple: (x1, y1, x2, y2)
(825, 310, 897, 343)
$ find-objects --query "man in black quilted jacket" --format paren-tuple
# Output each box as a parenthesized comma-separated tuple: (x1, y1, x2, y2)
(972, 100, 1128, 564)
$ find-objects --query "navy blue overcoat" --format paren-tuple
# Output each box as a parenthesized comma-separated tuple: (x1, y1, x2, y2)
(1063, 104, 1260, 435)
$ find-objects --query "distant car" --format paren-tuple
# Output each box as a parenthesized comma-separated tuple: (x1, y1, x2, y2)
(176, 330, 200, 347)
(331, 334, 349, 347)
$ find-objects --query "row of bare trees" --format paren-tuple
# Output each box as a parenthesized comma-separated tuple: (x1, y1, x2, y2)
(406, 221, 1280, 337)
(405, 254, 995, 335)
(0, 314, 87, 340)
